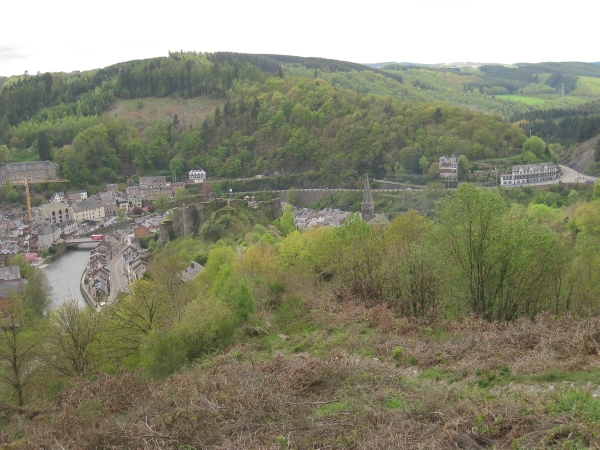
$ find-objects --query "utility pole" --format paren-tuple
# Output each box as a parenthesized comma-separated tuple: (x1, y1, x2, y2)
(529, 130, 532, 138)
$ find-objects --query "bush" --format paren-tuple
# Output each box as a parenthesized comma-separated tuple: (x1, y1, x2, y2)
(139, 233, 158, 249)
(274, 295, 304, 325)
(141, 332, 187, 379)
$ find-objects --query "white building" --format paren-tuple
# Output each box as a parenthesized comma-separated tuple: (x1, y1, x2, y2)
(71, 199, 105, 222)
(49, 192, 65, 203)
(500, 162, 560, 186)
(189, 166, 206, 183)
(439, 154, 458, 179)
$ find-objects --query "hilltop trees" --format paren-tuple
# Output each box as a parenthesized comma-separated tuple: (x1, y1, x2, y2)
(0, 54, 530, 188)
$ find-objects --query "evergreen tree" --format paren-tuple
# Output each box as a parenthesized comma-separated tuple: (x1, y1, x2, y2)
(251, 99, 259, 121)
(37, 130, 51, 161)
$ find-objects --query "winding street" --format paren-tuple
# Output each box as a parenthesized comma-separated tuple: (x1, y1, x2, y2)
(558, 165, 597, 185)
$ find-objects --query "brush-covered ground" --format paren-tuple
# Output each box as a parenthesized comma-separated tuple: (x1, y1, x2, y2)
(3, 288, 600, 449)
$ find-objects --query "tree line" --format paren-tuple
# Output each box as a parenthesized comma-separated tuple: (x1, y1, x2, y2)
(4, 181, 600, 407)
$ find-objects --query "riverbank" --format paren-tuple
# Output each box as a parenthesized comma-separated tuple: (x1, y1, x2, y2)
(79, 269, 95, 308)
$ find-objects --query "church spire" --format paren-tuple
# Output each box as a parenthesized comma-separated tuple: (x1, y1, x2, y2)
(361, 173, 375, 222)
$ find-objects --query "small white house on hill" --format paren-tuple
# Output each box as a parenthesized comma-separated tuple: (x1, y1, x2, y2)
(189, 166, 206, 183)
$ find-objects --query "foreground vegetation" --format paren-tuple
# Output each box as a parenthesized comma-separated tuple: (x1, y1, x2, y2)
(3, 183, 600, 447)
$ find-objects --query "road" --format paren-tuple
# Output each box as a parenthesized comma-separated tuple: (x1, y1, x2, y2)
(500, 165, 596, 188)
(559, 165, 597, 185)
(108, 239, 129, 302)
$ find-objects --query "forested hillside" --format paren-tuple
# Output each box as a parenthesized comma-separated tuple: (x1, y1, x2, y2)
(3, 53, 600, 191)
(0, 52, 529, 189)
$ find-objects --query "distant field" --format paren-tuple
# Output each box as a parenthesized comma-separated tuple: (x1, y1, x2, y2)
(571, 76, 600, 97)
(105, 96, 223, 137)
(495, 95, 549, 105)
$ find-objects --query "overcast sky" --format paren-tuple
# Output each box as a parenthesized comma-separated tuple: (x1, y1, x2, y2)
(1, 0, 597, 77)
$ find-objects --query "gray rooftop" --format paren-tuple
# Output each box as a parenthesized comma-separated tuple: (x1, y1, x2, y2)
(2, 161, 58, 173)
(72, 199, 103, 212)
(0, 266, 21, 281)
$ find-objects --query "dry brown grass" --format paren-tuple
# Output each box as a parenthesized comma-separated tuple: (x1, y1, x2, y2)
(104, 96, 224, 138)
(3, 298, 600, 449)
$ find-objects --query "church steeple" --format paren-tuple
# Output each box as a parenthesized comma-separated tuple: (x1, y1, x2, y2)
(361, 173, 375, 222)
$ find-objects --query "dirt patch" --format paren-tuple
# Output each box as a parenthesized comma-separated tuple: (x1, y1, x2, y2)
(104, 96, 224, 137)
(560, 136, 599, 172)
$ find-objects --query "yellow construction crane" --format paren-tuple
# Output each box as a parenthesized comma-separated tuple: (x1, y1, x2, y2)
(10, 178, 69, 221)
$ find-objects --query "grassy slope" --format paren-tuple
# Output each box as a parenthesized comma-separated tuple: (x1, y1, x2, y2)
(9, 300, 600, 449)
(104, 96, 224, 138)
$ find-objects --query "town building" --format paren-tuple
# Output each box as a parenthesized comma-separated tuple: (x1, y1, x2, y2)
(50, 192, 65, 203)
(134, 215, 161, 237)
(439, 154, 458, 179)
(139, 176, 167, 188)
(171, 182, 186, 194)
(180, 261, 204, 281)
(126, 184, 172, 200)
(57, 219, 77, 238)
(34, 201, 72, 224)
(116, 196, 143, 213)
(66, 190, 88, 202)
(100, 191, 118, 217)
(71, 199, 105, 222)
(37, 223, 62, 250)
(0, 161, 60, 182)
(500, 163, 561, 186)
(189, 166, 206, 183)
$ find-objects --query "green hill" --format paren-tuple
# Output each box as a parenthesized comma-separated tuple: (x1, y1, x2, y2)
(3, 54, 600, 190)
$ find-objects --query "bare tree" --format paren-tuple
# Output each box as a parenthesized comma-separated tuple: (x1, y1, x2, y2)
(45, 299, 103, 377)
(0, 295, 42, 405)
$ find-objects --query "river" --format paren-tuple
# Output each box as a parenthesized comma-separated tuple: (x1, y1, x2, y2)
(43, 243, 97, 308)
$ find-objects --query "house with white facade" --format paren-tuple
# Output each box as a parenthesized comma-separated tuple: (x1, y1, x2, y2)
(49, 192, 65, 203)
(189, 166, 206, 183)
(71, 199, 105, 222)
(500, 162, 561, 186)
(439, 154, 458, 179)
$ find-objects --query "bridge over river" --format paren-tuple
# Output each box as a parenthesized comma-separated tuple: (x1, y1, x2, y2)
(54, 237, 100, 247)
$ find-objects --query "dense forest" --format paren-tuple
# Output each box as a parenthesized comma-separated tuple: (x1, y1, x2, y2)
(3, 55, 600, 191)
(0, 52, 532, 188)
